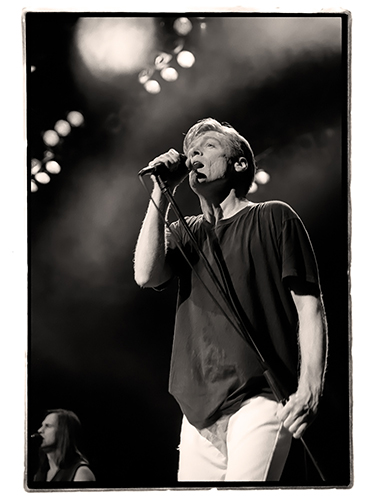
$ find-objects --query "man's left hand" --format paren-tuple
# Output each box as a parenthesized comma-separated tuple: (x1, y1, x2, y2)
(276, 388, 320, 439)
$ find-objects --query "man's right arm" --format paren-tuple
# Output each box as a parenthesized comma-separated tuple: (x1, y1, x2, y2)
(134, 148, 188, 288)
(134, 182, 173, 288)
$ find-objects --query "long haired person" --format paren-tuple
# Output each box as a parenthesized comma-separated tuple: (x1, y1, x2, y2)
(33, 409, 95, 482)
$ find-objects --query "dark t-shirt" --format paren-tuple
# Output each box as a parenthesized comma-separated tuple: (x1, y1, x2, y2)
(34, 458, 91, 482)
(165, 201, 320, 430)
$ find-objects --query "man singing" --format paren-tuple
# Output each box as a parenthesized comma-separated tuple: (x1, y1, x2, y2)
(134, 118, 327, 482)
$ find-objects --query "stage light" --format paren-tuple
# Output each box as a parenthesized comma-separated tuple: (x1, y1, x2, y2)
(45, 161, 61, 174)
(31, 180, 38, 192)
(43, 150, 55, 161)
(67, 111, 84, 127)
(160, 67, 179, 82)
(31, 159, 42, 175)
(144, 80, 161, 94)
(155, 52, 173, 70)
(74, 17, 157, 77)
(35, 172, 51, 184)
(173, 42, 184, 54)
(173, 17, 193, 36)
(31, 65, 36, 73)
(138, 68, 154, 84)
(42, 130, 60, 147)
(255, 170, 271, 185)
(248, 182, 258, 194)
(54, 119, 71, 137)
(196, 17, 207, 30)
(176, 50, 195, 68)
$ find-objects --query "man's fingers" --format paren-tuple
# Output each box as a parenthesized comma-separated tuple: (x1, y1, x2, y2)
(148, 149, 181, 169)
(276, 396, 299, 421)
(276, 399, 312, 439)
(292, 422, 308, 440)
(285, 414, 305, 432)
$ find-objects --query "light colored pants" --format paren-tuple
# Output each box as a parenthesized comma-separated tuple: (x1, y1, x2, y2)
(177, 394, 292, 481)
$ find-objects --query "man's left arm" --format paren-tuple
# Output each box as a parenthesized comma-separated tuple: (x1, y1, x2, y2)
(277, 281, 328, 439)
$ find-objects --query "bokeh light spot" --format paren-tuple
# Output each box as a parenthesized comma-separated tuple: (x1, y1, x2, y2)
(255, 170, 271, 185)
(45, 161, 61, 174)
(31, 159, 42, 175)
(173, 42, 184, 54)
(160, 67, 179, 82)
(144, 80, 161, 94)
(176, 50, 195, 68)
(43, 130, 60, 147)
(54, 119, 71, 137)
(138, 68, 154, 84)
(35, 172, 51, 184)
(155, 52, 173, 70)
(173, 17, 193, 36)
(67, 111, 85, 127)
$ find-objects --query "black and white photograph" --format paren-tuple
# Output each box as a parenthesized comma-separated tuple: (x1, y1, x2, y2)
(22, 8, 352, 492)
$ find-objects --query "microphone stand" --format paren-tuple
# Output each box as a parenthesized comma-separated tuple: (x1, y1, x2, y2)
(151, 173, 326, 483)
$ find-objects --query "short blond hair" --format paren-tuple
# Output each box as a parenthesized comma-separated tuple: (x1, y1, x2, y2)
(183, 118, 257, 196)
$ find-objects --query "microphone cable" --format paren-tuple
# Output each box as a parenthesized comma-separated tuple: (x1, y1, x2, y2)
(138, 174, 257, 353)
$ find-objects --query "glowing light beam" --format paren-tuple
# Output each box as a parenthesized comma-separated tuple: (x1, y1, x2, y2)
(74, 18, 157, 79)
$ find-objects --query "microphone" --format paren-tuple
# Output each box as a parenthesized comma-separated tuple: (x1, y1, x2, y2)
(31, 433, 41, 439)
(138, 154, 187, 177)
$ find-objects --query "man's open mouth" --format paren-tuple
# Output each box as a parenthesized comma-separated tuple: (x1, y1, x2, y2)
(193, 171, 206, 181)
(192, 161, 204, 169)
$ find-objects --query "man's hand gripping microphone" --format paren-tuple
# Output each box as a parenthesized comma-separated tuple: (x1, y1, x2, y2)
(138, 149, 189, 191)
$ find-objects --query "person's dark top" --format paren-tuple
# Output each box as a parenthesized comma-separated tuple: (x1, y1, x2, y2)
(164, 201, 321, 430)
(34, 458, 92, 482)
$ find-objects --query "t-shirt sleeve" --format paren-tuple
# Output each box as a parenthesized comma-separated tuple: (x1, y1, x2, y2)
(164, 218, 194, 277)
(150, 221, 184, 291)
(278, 209, 320, 288)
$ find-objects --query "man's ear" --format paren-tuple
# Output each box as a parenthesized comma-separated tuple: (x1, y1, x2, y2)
(233, 157, 248, 173)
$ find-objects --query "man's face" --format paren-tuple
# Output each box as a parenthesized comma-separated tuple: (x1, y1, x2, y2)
(38, 413, 58, 451)
(187, 131, 233, 193)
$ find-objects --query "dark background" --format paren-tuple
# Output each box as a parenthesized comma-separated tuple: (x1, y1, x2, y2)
(26, 12, 350, 489)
